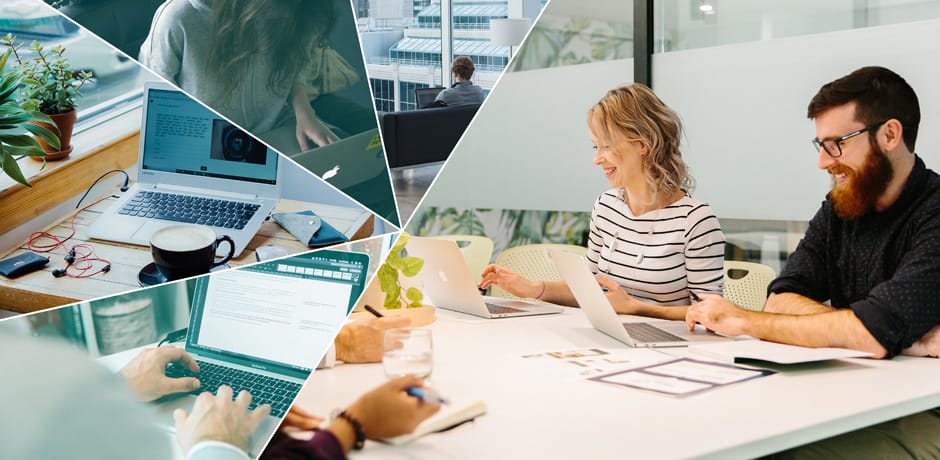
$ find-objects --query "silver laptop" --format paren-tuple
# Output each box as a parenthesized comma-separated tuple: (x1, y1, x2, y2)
(87, 82, 281, 257)
(155, 249, 370, 456)
(291, 128, 387, 190)
(549, 249, 731, 347)
(406, 237, 564, 319)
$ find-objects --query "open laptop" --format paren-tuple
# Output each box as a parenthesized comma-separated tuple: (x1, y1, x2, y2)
(157, 249, 369, 456)
(416, 87, 445, 108)
(549, 249, 731, 347)
(406, 237, 563, 319)
(87, 81, 281, 257)
(291, 128, 387, 190)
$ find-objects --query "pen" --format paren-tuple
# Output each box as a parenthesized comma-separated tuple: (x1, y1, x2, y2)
(690, 291, 701, 302)
(406, 386, 449, 404)
(363, 304, 384, 318)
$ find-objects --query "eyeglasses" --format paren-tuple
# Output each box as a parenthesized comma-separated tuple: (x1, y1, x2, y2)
(811, 120, 887, 158)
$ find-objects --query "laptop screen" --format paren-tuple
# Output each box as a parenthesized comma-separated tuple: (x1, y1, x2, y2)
(185, 250, 369, 377)
(141, 88, 278, 185)
(415, 87, 444, 108)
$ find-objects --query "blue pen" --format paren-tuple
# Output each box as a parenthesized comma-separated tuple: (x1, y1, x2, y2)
(406, 386, 449, 404)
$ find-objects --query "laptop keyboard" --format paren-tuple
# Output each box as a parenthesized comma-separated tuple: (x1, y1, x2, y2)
(119, 191, 260, 230)
(623, 322, 687, 343)
(485, 302, 525, 315)
(165, 360, 302, 417)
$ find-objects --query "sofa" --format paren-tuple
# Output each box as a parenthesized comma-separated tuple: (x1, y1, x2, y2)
(379, 103, 481, 168)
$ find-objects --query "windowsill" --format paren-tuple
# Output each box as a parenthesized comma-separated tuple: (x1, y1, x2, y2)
(0, 107, 143, 239)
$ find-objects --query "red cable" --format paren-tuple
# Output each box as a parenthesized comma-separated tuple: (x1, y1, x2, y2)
(27, 194, 115, 279)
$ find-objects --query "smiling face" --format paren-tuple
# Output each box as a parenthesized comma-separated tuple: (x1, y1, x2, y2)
(814, 102, 893, 220)
(588, 114, 646, 190)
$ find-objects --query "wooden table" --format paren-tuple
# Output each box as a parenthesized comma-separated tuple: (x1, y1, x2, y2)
(0, 195, 373, 313)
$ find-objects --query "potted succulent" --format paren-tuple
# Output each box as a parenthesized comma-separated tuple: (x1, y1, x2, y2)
(371, 232, 435, 326)
(0, 48, 61, 187)
(1, 33, 91, 161)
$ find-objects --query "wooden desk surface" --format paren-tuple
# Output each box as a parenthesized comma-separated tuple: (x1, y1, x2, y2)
(0, 195, 374, 313)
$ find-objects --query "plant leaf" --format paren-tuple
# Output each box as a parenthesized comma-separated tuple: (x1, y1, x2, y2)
(405, 287, 423, 303)
(1, 151, 30, 187)
(23, 122, 60, 150)
(401, 256, 424, 277)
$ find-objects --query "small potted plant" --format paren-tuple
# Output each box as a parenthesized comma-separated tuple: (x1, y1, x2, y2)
(0, 48, 61, 187)
(1, 33, 91, 160)
(370, 232, 435, 326)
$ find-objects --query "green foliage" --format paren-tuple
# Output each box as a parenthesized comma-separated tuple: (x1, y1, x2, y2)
(0, 48, 60, 187)
(1, 33, 91, 114)
(376, 232, 426, 309)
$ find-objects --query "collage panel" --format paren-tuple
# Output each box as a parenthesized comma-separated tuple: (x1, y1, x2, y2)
(0, 239, 385, 460)
(0, 0, 387, 318)
(44, 0, 400, 225)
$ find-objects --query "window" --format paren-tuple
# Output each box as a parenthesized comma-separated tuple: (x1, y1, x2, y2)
(398, 81, 429, 111)
(370, 78, 396, 112)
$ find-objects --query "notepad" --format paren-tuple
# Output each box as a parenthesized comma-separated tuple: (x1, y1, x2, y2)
(382, 400, 487, 445)
(688, 340, 873, 364)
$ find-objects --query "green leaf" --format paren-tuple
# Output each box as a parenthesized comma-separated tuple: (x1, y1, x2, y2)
(401, 256, 424, 277)
(405, 287, 423, 303)
(1, 151, 30, 187)
(377, 264, 399, 294)
(0, 133, 41, 148)
(23, 122, 60, 150)
(383, 289, 402, 310)
(407, 301, 423, 309)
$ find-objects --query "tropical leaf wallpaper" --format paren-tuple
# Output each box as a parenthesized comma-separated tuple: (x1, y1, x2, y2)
(511, 14, 632, 72)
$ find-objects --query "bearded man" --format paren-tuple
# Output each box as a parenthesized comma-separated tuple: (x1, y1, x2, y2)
(686, 66, 940, 458)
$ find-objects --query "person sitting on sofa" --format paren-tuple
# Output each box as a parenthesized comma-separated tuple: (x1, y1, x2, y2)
(423, 56, 485, 108)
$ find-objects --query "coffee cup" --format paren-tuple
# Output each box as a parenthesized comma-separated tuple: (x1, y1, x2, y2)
(150, 224, 235, 281)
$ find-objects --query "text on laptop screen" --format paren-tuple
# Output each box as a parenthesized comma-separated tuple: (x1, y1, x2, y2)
(187, 252, 368, 373)
(142, 89, 278, 184)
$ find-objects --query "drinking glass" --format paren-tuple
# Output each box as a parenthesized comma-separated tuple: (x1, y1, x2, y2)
(382, 328, 433, 379)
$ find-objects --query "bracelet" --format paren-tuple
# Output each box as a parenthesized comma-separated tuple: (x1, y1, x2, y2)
(337, 410, 366, 450)
(535, 280, 546, 300)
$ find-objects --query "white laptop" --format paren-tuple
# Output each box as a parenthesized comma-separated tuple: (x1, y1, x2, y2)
(406, 237, 564, 319)
(291, 128, 387, 190)
(87, 82, 281, 257)
(549, 249, 731, 347)
(156, 249, 370, 456)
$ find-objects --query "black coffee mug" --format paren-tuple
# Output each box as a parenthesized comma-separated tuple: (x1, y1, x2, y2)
(150, 224, 235, 281)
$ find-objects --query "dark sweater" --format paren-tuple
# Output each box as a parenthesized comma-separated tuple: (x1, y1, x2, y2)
(768, 155, 940, 357)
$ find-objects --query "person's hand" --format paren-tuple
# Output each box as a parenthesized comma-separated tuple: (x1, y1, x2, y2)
(342, 375, 441, 440)
(335, 316, 412, 363)
(295, 110, 339, 150)
(903, 325, 940, 358)
(597, 276, 640, 314)
(479, 264, 541, 298)
(685, 294, 749, 336)
(120, 346, 201, 402)
(280, 405, 324, 432)
(174, 386, 271, 454)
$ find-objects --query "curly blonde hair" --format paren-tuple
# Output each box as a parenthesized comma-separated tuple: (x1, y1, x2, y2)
(587, 83, 693, 204)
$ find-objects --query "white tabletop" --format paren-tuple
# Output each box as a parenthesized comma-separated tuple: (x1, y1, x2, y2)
(295, 308, 940, 460)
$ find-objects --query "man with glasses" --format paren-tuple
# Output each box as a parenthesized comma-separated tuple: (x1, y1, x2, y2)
(687, 66, 940, 457)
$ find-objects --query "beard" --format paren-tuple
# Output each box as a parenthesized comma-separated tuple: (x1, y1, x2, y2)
(829, 142, 893, 220)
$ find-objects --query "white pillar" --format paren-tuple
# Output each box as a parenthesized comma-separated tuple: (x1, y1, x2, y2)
(441, 0, 454, 87)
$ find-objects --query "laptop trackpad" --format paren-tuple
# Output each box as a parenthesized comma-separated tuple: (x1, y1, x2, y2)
(88, 216, 146, 243)
(132, 221, 172, 245)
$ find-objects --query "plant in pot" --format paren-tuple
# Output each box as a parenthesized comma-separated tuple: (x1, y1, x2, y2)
(375, 232, 435, 325)
(0, 48, 61, 187)
(1, 33, 91, 161)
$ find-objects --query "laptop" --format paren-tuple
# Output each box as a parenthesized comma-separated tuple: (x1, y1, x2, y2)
(290, 128, 387, 190)
(157, 249, 369, 456)
(416, 87, 445, 108)
(406, 237, 564, 319)
(549, 249, 731, 347)
(87, 82, 281, 257)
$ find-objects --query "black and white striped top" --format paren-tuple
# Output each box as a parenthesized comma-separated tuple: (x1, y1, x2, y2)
(586, 189, 725, 306)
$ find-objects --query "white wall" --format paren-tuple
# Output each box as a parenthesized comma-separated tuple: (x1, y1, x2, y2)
(421, 58, 634, 212)
(656, 18, 940, 221)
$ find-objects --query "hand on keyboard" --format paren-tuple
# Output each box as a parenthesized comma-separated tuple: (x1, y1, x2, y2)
(174, 385, 271, 454)
(120, 346, 202, 402)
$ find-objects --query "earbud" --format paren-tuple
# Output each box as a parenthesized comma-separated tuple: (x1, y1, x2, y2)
(52, 268, 67, 278)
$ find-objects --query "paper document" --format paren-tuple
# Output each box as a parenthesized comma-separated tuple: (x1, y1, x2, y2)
(590, 358, 774, 397)
(688, 340, 873, 364)
(382, 400, 487, 445)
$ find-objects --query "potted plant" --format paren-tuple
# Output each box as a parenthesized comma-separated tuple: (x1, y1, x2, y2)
(372, 232, 435, 326)
(0, 48, 61, 187)
(1, 33, 91, 161)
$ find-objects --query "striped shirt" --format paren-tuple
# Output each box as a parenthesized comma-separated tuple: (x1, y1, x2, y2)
(586, 189, 725, 306)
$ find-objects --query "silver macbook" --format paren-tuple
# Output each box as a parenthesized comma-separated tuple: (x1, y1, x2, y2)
(87, 81, 281, 257)
(549, 249, 731, 347)
(291, 128, 387, 190)
(406, 237, 564, 319)
(155, 249, 370, 456)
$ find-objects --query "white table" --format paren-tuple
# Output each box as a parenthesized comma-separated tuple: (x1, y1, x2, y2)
(296, 308, 940, 459)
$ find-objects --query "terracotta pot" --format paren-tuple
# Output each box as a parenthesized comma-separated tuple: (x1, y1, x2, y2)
(31, 109, 76, 161)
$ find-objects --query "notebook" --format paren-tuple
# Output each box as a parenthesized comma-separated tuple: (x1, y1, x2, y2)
(549, 249, 731, 347)
(383, 400, 487, 445)
(154, 249, 369, 456)
(87, 81, 281, 257)
(405, 237, 564, 319)
(415, 87, 445, 108)
(290, 128, 386, 190)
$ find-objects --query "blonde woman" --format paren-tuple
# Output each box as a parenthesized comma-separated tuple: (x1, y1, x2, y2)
(480, 83, 725, 320)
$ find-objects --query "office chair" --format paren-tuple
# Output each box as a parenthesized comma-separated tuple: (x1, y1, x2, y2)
(490, 244, 587, 299)
(723, 260, 777, 311)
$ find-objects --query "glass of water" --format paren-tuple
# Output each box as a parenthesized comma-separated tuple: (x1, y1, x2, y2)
(383, 328, 433, 379)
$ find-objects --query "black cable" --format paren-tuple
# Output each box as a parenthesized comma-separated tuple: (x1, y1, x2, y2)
(75, 169, 131, 209)
(157, 327, 189, 347)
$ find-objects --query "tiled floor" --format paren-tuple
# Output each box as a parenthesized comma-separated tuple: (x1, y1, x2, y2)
(392, 161, 444, 226)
